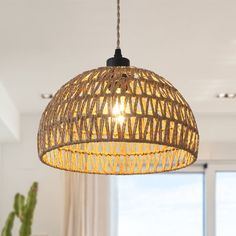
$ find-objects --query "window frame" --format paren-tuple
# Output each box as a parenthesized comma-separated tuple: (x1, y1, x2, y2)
(206, 162, 236, 236)
(115, 162, 236, 236)
(116, 164, 205, 236)
(185, 162, 236, 236)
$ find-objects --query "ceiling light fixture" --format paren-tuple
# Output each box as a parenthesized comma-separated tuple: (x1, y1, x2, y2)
(37, 0, 199, 174)
(41, 93, 53, 99)
(216, 93, 236, 99)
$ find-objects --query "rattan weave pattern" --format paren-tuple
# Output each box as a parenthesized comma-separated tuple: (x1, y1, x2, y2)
(37, 67, 199, 174)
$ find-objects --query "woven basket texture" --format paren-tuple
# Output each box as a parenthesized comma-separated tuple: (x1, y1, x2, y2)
(37, 67, 199, 174)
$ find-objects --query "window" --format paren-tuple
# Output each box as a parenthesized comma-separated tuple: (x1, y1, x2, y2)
(118, 173, 204, 236)
(216, 172, 236, 236)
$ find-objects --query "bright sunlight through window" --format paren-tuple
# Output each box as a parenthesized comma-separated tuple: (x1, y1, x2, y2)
(118, 174, 204, 236)
(216, 172, 236, 236)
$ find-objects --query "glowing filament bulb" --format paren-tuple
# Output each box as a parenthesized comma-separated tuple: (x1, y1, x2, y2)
(116, 115, 125, 124)
(112, 102, 125, 124)
(113, 102, 124, 115)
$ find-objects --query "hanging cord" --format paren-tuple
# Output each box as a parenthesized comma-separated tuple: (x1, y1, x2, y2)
(117, 0, 120, 49)
(107, 0, 130, 66)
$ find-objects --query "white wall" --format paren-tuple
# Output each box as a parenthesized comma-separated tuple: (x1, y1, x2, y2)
(0, 114, 64, 236)
(0, 145, 3, 227)
(0, 82, 19, 142)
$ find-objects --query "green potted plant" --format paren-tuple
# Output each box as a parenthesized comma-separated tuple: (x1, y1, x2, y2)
(1, 182, 38, 236)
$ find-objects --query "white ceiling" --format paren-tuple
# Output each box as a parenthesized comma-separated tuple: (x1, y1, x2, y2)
(0, 0, 236, 114)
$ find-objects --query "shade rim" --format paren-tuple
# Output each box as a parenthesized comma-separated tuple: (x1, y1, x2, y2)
(40, 143, 197, 175)
(39, 159, 197, 175)
(38, 138, 198, 160)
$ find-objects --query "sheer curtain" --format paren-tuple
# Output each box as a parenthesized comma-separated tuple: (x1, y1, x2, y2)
(64, 173, 114, 236)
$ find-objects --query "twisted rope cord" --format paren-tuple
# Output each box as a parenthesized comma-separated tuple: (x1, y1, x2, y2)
(117, 0, 120, 49)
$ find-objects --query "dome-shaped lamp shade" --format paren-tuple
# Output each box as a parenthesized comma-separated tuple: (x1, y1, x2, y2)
(37, 67, 199, 174)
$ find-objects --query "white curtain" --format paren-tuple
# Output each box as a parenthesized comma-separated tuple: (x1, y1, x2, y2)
(64, 173, 114, 236)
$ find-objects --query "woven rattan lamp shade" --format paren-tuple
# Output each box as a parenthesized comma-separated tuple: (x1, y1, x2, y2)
(37, 67, 199, 174)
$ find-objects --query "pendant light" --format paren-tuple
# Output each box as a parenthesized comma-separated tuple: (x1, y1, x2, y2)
(37, 0, 199, 174)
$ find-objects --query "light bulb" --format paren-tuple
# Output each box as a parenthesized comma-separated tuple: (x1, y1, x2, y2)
(112, 102, 125, 124)
(113, 102, 124, 115)
(117, 115, 125, 124)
